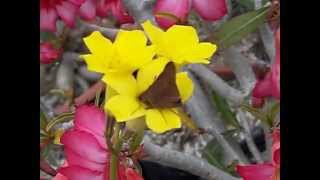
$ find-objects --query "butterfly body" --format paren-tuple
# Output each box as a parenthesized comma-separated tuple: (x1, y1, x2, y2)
(139, 62, 182, 109)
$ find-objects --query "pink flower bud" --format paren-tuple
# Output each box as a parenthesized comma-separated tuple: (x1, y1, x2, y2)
(192, 0, 227, 21)
(79, 0, 97, 21)
(96, 0, 133, 24)
(154, 0, 190, 29)
(252, 28, 280, 101)
(40, 42, 61, 64)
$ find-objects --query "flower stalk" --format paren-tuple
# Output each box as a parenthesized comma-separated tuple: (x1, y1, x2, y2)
(109, 123, 122, 180)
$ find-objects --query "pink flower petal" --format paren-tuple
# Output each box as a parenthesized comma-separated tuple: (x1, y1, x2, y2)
(125, 168, 144, 180)
(53, 173, 68, 180)
(192, 0, 227, 21)
(154, 0, 190, 29)
(61, 130, 107, 164)
(74, 105, 106, 137)
(272, 142, 280, 166)
(272, 129, 280, 166)
(64, 147, 106, 172)
(74, 104, 107, 148)
(59, 166, 104, 180)
(56, 1, 78, 28)
(79, 0, 97, 21)
(40, 7, 58, 32)
(69, 0, 86, 6)
(236, 164, 275, 180)
(96, 0, 110, 17)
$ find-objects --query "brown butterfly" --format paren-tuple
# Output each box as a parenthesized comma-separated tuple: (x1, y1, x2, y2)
(139, 62, 182, 109)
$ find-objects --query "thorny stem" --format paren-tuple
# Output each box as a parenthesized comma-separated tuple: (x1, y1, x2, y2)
(40, 159, 57, 176)
(74, 81, 106, 106)
(105, 117, 118, 156)
(109, 123, 122, 180)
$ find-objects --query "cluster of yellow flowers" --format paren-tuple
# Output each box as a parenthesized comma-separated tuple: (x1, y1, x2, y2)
(82, 20, 217, 133)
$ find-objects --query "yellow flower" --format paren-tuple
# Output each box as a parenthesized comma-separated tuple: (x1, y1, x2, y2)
(142, 20, 217, 65)
(106, 58, 194, 133)
(82, 22, 214, 133)
(81, 30, 156, 96)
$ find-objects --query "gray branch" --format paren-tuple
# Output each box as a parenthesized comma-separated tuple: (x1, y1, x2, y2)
(255, 0, 275, 62)
(82, 23, 119, 39)
(56, 52, 76, 93)
(205, 127, 248, 164)
(143, 140, 240, 180)
(188, 64, 245, 106)
(237, 111, 263, 163)
(185, 71, 225, 132)
(185, 71, 248, 164)
(122, 0, 156, 24)
(223, 47, 256, 96)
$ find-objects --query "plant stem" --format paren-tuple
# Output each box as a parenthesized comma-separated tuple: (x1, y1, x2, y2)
(109, 123, 122, 180)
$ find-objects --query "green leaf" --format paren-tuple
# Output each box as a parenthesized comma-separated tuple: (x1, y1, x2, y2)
(129, 130, 144, 153)
(212, 91, 241, 129)
(225, 160, 240, 176)
(95, 89, 102, 106)
(40, 110, 48, 130)
(40, 31, 56, 42)
(41, 142, 52, 159)
(265, 101, 280, 125)
(203, 136, 239, 176)
(202, 139, 225, 170)
(213, 6, 270, 49)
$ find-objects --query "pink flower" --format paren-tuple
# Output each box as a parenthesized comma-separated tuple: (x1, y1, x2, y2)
(40, 0, 86, 32)
(153, 0, 227, 29)
(252, 28, 280, 107)
(57, 104, 143, 180)
(154, 0, 190, 29)
(236, 129, 280, 180)
(96, 0, 133, 24)
(40, 42, 61, 64)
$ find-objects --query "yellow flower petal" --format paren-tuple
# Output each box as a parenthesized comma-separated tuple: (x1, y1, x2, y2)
(162, 109, 181, 129)
(141, 21, 217, 65)
(137, 57, 170, 94)
(145, 109, 181, 133)
(106, 95, 146, 122)
(184, 42, 217, 64)
(102, 73, 138, 97)
(165, 25, 199, 46)
(83, 31, 113, 56)
(114, 30, 156, 70)
(142, 20, 165, 47)
(81, 54, 106, 73)
(176, 72, 194, 103)
(115, 30, 148, 48)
